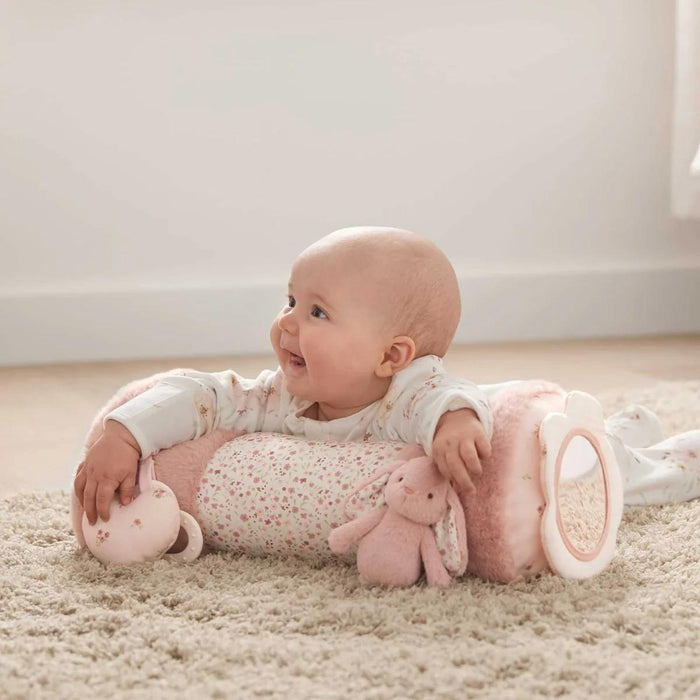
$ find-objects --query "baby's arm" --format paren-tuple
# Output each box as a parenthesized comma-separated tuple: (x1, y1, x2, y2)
(103, 369, 285, 457)
(377, 357, 493, 493)
(75, 368, 286, 524)
(74, 420, 141, 525)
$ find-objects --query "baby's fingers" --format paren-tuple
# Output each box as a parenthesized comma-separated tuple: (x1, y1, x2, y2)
(443, 449, 476, 495)
(459, 442, 483, 479)
(96, 479, 119, 523)
(83, 478, 98, 526)
(118, 473, 136, 506)
(73, 462, 87, 504)
(476, 433, 492, 461)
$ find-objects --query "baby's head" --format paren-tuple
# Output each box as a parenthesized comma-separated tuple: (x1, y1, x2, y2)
(270, 226, 461, 416)
(296, 226, 461, 357)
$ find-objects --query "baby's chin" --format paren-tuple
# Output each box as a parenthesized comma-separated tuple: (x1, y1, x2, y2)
(279, 368, 313, 400)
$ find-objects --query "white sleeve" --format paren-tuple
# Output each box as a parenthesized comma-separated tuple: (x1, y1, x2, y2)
(104, 368, 286, 457)
(376, 356, 493, 457)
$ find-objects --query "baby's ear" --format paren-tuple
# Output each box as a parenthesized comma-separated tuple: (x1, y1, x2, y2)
(375, 336, 416, 378)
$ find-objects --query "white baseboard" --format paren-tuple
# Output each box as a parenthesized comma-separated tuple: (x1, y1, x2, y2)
(453, 262, 700, 344)
(2, 263, 699, 366)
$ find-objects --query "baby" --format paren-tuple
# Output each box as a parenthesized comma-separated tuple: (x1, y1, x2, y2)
(74, 226, 700, 528)
(75, 227, 494, 525)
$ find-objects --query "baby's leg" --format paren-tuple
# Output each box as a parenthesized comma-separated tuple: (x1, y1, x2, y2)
(558, 404, 663, 483)
(570, 403, 699, 504)
(604, 404, 664, 449)
(604, 403, 700, 504)
(608, 430, 700, 506)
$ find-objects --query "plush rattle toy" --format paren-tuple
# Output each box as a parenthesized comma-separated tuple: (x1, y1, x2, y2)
(328, 452, 467, 588)
(80, 453, 203, 565)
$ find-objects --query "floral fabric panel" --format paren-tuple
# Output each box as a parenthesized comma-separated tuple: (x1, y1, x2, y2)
(196, 434, 406, 560)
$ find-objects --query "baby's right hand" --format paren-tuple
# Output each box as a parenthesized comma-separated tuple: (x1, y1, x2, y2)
(74, 420, 141, 525)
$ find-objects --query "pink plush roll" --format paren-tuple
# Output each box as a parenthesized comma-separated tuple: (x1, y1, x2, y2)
(73, 374, 573, 583)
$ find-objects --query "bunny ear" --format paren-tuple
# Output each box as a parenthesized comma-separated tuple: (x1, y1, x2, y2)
(344, 461, 400, 520)
(431, 488, 468, 577)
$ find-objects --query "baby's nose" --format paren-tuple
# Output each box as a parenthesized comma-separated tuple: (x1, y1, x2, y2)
(403, 486, 415, 495)
(278, 309, 297, 333)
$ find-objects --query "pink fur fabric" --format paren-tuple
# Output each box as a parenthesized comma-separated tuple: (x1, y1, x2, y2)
(460, 380, 566, 582)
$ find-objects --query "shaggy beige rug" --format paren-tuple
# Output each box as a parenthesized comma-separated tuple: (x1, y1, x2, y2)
(1, 382, 699, 699)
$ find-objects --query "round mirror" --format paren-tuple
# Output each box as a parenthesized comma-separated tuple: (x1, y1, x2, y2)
(539, 391, 624, 579)
(557, 434, 608, 557)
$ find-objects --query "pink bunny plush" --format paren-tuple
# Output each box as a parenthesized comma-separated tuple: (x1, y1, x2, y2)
(328, 454, 467, 588)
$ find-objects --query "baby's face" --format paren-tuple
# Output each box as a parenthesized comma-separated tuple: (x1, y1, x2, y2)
(270, 248, 397, 416)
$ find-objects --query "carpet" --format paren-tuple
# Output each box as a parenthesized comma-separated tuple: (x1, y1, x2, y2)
(1, 382, 699, 699)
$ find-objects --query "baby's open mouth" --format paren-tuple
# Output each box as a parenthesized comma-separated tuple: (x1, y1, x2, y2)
(289, 352, 306, 368)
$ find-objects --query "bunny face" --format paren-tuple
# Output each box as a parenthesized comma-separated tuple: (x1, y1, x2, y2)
(384, 457, 450, 525)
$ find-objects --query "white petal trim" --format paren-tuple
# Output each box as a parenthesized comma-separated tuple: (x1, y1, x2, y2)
(539, 391, 624, 579)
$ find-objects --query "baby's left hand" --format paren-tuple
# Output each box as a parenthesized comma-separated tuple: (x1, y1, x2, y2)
(432, 408, 492, 494)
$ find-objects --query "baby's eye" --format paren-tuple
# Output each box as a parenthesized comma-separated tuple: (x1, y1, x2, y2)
(311, 306, 328, 319)
(398, 476, 404, 482)
(287, 296, 296, 309)
(427, 493, 434, 499)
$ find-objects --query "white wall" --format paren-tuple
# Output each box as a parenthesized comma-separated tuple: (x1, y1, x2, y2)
(2, 1, 699, 365)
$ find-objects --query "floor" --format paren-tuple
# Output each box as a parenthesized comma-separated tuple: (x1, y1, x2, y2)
(2, 334, 699, 499)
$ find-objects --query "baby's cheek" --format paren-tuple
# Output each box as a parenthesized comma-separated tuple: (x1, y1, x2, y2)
(269, 321, 282, 350)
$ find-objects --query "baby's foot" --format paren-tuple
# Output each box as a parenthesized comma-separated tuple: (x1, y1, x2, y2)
(605, 404, 664, 449)
(619, 430, 700, 505)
